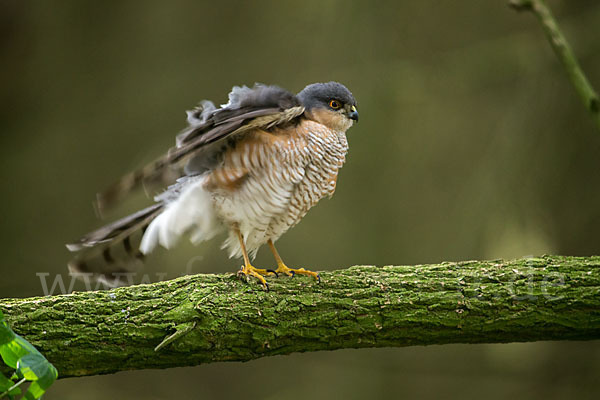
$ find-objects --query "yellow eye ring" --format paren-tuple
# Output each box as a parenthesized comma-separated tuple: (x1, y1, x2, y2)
(329, 100, 341, 109)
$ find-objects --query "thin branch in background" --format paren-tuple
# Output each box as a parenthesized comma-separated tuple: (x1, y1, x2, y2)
(509, 0, 600, 131)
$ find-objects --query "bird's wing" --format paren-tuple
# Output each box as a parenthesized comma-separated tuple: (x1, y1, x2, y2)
(96, 84, 305, 212)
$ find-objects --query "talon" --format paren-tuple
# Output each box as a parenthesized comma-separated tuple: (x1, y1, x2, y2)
(273, 264, 320, 282)
(267, 240, 320, 283)
(267, 269, 278, 278)
(237, 263, 275, 290)
(236, 269, 249, 283)
(235, 230, 272, 290)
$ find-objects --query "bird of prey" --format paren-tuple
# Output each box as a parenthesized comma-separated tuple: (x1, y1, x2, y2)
(67, 82, 358, 290)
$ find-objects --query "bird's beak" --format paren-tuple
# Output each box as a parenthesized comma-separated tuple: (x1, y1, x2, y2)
(348, 105, 359, 122)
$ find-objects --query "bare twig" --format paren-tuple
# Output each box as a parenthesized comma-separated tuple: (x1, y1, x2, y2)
(509, 0, 600, 130)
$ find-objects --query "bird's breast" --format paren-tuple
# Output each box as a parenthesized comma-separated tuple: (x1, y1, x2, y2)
(210, 121, 349, 249)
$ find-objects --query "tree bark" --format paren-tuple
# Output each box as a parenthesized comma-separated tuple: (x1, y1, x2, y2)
(1, 255, 599, 379)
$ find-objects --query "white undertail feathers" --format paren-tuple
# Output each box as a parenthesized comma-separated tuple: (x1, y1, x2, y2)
(139, 175, 222, 254)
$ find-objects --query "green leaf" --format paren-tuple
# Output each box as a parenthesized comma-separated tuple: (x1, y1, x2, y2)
(24, 382, 44, 400)
(18, 353, 58, 385)
(0, 371, 13, 391)
(17, 353, 58, 399)
(0, 310, 58, 399)
(0, 372, 22, 398)
(0, 335, 35, 369)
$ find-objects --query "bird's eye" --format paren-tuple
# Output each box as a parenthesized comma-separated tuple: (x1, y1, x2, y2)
(329, 100, 341, 110)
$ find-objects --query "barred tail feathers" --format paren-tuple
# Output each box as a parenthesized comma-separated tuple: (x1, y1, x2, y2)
(95, 160, 183, 214)
(66, 204, 164, 286)
(69, 176, 220, 286)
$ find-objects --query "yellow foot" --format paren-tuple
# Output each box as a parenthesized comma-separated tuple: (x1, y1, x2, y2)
(273, 263, 321, 283)
(237, 264, 276, 290)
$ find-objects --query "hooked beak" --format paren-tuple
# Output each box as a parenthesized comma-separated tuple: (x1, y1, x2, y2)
(348, 105, 359, 122)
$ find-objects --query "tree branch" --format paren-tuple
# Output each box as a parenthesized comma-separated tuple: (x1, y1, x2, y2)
(509, 0, 600, 131)
(1, 255, 599, 378)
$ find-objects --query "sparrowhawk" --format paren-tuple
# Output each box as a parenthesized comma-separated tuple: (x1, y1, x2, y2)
(67, 82, 359, 290)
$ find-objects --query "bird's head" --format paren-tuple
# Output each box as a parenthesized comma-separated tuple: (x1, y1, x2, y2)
(297, 82, 358, 132)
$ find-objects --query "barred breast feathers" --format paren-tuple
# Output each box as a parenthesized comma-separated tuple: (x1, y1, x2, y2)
(214, 119, 349, 259)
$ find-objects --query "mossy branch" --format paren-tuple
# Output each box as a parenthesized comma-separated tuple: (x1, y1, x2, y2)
(509, 0, 600, 131)
(1, 255, 599, 379)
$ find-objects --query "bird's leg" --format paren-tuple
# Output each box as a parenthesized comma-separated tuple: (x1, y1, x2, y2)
(268, 240, 320, 282)
(235, 229, 275, 290)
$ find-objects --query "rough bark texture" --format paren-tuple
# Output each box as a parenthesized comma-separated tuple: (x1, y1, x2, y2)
(1, 255, 599, 379)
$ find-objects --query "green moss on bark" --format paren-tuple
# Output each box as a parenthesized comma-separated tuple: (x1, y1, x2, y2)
(1, 255, 599, 378)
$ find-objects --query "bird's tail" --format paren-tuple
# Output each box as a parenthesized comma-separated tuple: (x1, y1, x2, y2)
(66, 204, 164, 287)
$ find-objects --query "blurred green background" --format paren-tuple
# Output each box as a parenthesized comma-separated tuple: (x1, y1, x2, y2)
(1, 0, 599, 399)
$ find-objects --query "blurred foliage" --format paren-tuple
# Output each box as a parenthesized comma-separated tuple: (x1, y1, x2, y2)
(0, 0, 599, 399)
(0, 310, 58, 399)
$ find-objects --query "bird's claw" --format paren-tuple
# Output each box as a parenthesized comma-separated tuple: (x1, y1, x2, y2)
(274, 264, 320, 283)
(237, 263, 319, 288)
(237, 264, 271, 291)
